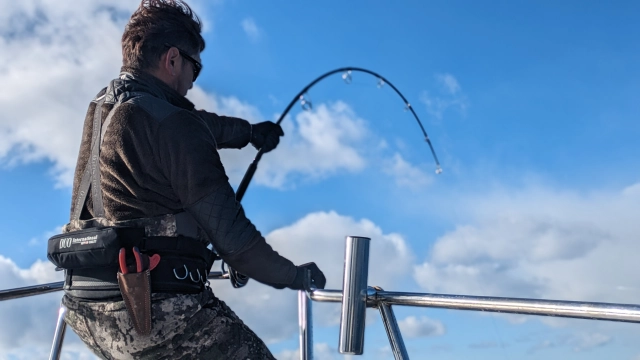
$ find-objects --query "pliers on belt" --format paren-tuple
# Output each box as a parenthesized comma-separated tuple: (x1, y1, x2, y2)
(118, 246, 161, 274)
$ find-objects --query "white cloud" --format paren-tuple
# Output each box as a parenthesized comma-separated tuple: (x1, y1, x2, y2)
(241, 17, 262, 42)
(420, 73, 468, 121)
(211, 210, 413, 343)
(28, 225, 64, 247)
(397, 315, 445, 338)
(436, 73, 461, 95)
(189, 88, 371, 188)
(188, 85, 264, 122)
(383, 153, 433, 190)
(0, 1, 214, 188)
(414, 182, 640, 306)
(0, 1, 135, 187)
(0, 255, 98, 359)
(191, 100, 370, 189)
(0, 0, 367, 191)
(256, 102, 369, 188)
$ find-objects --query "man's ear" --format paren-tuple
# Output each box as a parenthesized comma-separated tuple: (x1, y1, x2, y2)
(161, 47, 181, 76)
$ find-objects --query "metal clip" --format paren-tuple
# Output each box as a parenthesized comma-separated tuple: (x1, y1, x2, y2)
(342, 70, 352, 84)
(190, 269, 202, 283)
(173, 265, 189, 280)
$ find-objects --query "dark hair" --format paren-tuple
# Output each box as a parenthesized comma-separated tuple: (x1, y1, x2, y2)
(121, 0, 205, 71)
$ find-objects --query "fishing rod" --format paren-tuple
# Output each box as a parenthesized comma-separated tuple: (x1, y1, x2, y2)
(0, 68, 444, 295)
(235, 66, 442, 202)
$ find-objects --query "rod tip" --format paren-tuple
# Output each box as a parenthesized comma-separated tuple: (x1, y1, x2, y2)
(435, 166, 443, 174)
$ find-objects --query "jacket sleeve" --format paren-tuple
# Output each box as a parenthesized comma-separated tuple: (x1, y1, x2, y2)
(155, 111, 297, 288)
(195, 110, 252, 149)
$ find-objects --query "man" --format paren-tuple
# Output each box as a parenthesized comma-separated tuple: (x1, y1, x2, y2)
(59, 0, 326, 358)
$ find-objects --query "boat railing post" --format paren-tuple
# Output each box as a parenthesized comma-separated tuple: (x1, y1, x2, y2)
(375, 286, 409, 360)
(299, 290, 313, 360)
(48, 301, 68, 360)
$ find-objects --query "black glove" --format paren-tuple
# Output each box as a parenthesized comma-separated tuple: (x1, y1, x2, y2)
(289, 262, 327, 291)
(251, 121, 284, 153)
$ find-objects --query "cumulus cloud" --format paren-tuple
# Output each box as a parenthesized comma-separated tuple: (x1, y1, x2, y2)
(0, 0, 371, 192)
(414, 182, 640, 306)
(397, 315, 445, 338)
(193, 100, 371, 189)
(0, 255, 97, 359)
(420, 73, 468, 120)
(382, 153, 433, 190)
(211, 210, 413, 343)
(256, 102, 369, 188)
(187, 85, 265, 123)
(240, 17, 262, 42)
(0, 1, 136, 187)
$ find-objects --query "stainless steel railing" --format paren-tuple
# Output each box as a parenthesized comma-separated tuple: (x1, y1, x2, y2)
(297, 236, 640, 360)
(0, 281, 64, 301)
(4, 236, 640, 360)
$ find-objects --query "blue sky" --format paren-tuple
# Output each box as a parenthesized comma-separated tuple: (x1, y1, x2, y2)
(1, 0, 640, 359)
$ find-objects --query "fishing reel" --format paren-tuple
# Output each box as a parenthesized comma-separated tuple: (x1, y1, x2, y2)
(221, 261, 250, 288)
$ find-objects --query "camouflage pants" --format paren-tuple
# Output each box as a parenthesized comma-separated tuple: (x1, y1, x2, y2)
(62, 289, 276, 360)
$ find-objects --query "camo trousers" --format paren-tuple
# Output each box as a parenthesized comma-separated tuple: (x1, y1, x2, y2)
(62, 289, 276, 360)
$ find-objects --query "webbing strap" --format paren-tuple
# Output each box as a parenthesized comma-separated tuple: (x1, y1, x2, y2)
(90, 98, 106, 218)
(72, 95, 105, 221)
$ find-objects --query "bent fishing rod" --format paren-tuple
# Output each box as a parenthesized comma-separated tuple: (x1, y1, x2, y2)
(235, 66, 442, 202)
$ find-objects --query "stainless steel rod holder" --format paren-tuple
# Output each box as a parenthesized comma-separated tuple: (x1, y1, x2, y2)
(49, 302, 67, 360)
(299, 290, 313, 360)
(339, 236, 371, 355)
(378, 301, 409, 360)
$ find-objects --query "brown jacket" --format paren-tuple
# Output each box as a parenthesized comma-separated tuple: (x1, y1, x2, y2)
(70, 69, 296, 288)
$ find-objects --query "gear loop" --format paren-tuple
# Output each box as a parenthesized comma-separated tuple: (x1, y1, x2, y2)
(190, 269, 202, 283)
(173, 265, 189, 280)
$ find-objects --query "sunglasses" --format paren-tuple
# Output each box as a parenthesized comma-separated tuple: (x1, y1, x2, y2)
(164, 43, 202, 82)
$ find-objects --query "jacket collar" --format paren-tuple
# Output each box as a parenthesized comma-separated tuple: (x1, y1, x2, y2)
(108, 67, 195, 111)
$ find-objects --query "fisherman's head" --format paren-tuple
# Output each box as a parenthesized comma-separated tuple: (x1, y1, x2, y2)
(121, 0, 205, 96)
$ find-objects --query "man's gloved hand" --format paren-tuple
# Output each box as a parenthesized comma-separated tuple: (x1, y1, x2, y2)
(289, 262, 327, 291)
(251, 121, 284, 153)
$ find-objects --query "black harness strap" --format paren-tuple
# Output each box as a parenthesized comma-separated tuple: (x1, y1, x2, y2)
(72, 95, 105, 221)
